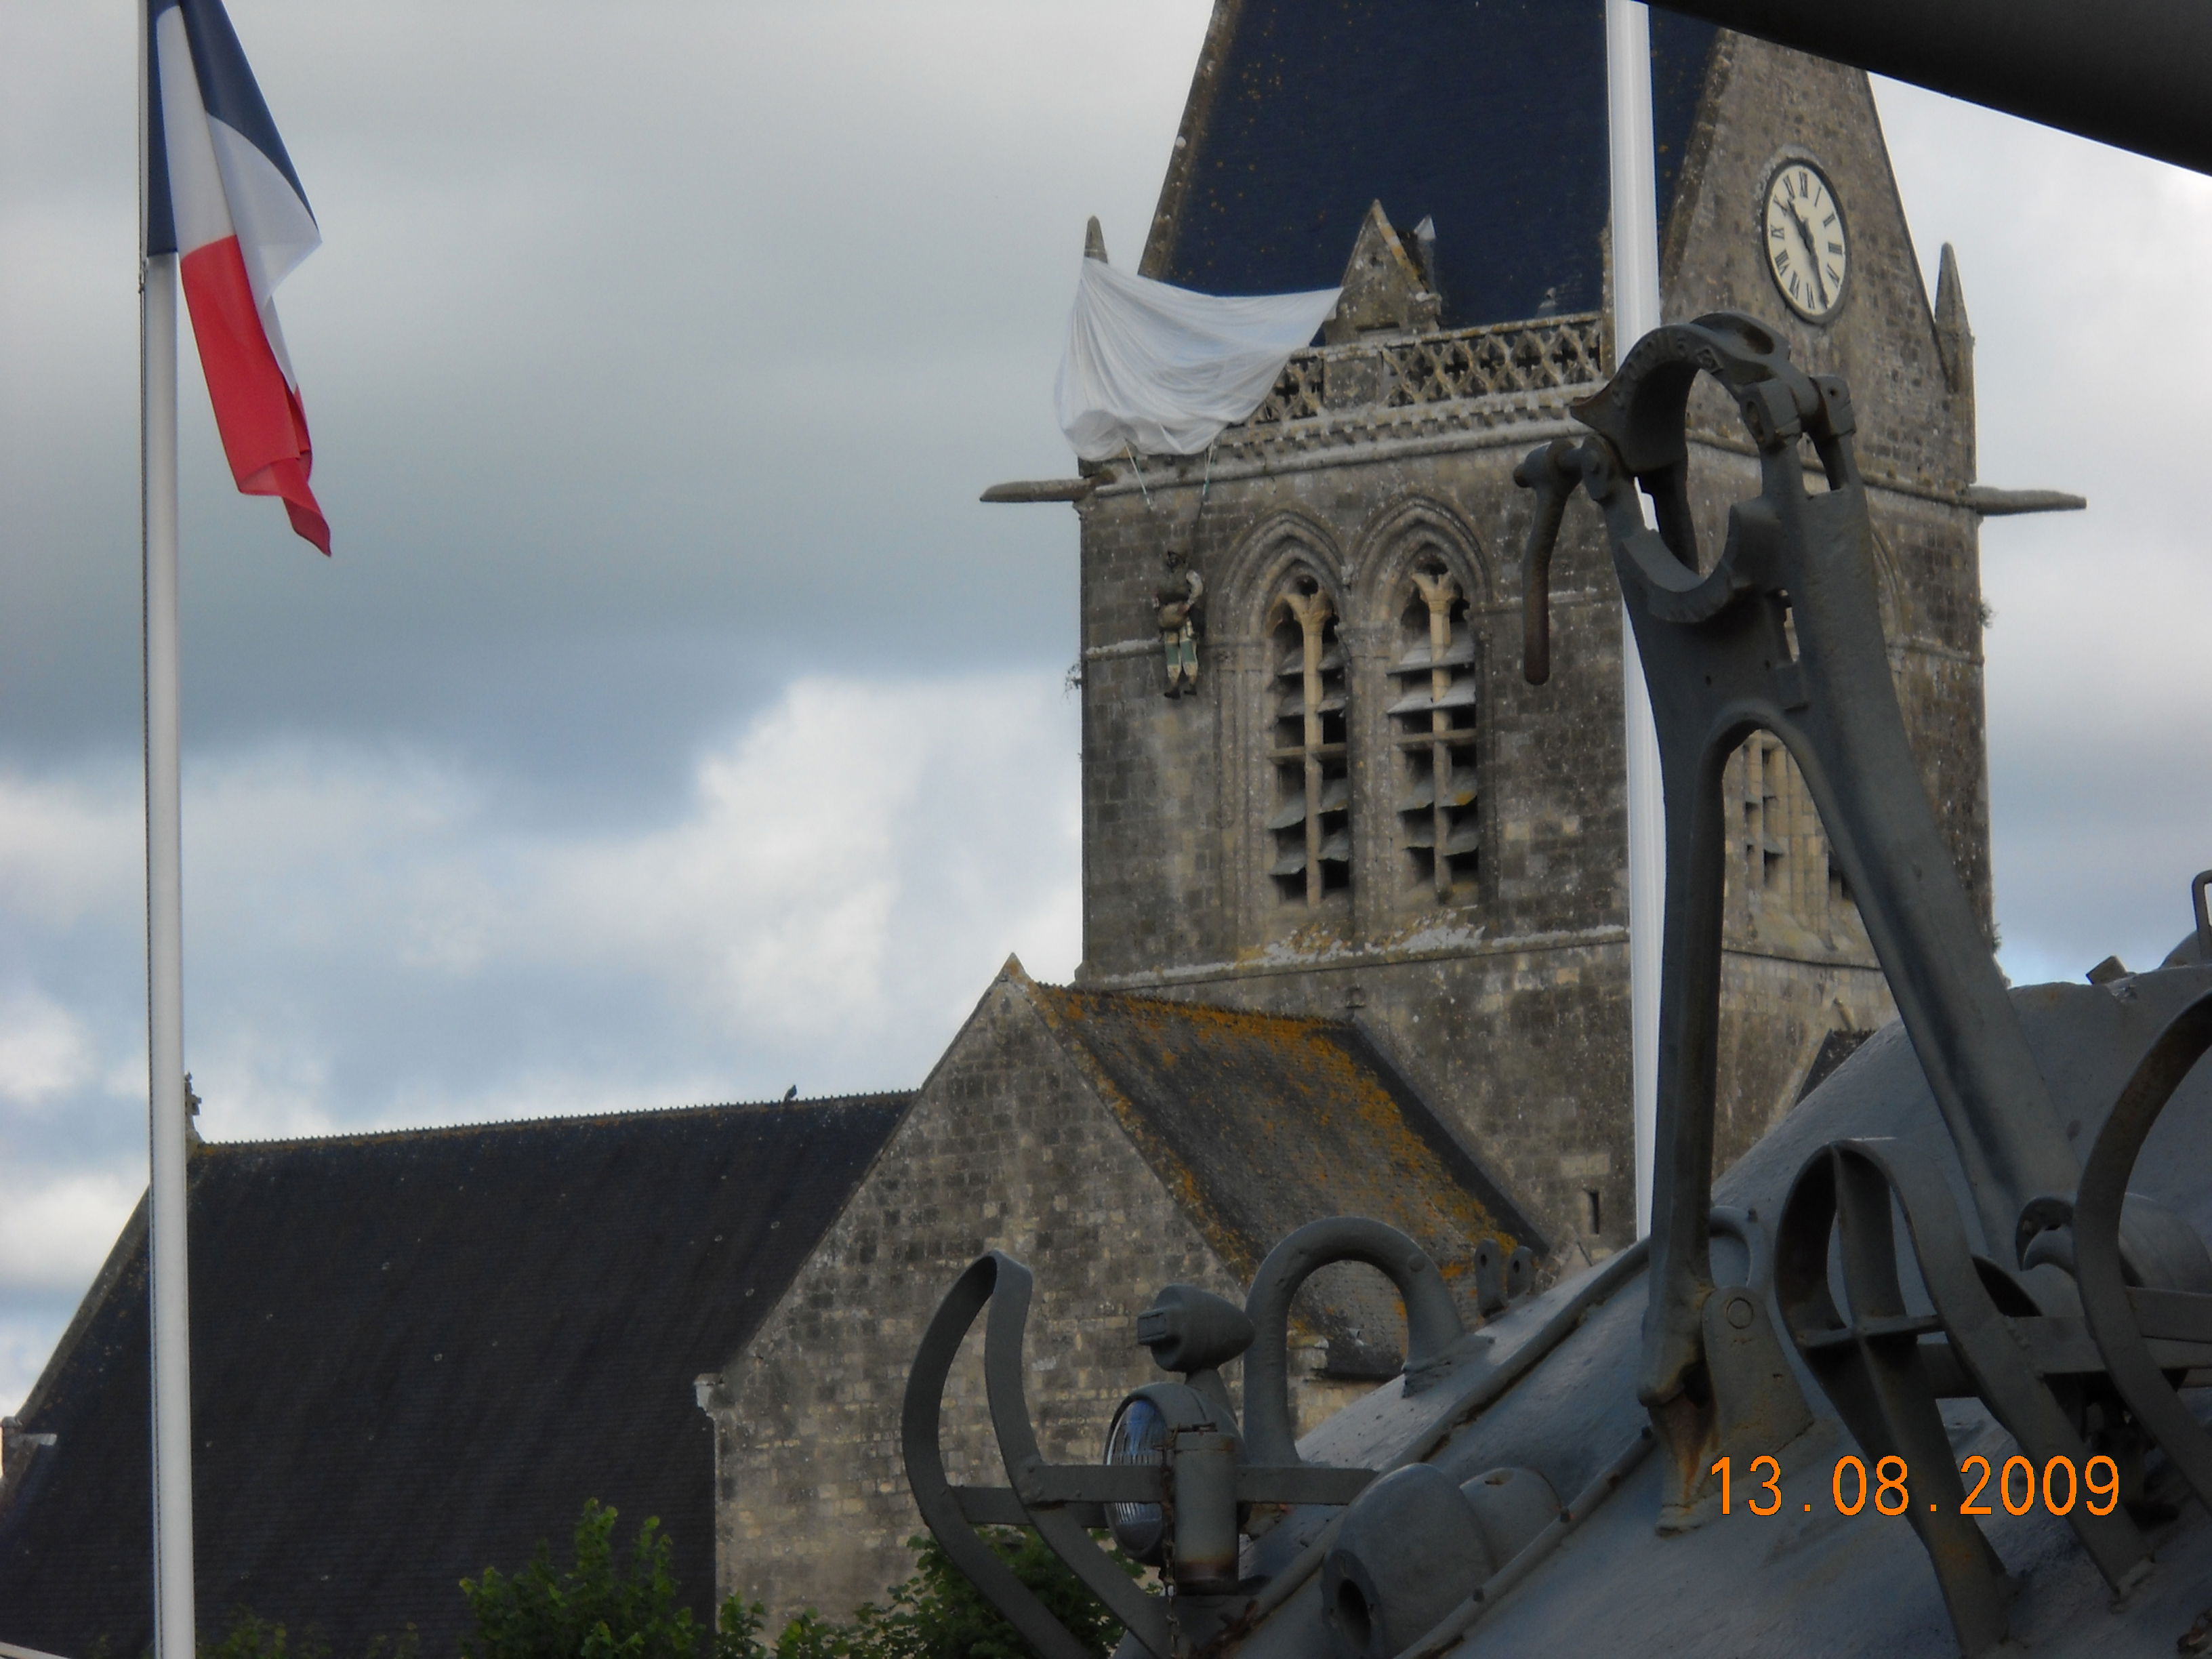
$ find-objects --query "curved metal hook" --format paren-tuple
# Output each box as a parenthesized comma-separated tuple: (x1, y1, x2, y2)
(1572, 312, 1849, 619)
(1241, 1218, 1473, 1467)
(901, 1253, 1101, 1659)
(2073, 989, 2212, 1517)
(901, 1252, 1174, 1659)
(1513, 438, 1579, 685)
(1773, 1143, 2010, 1658)
(1776, 1136, 2154, 1658)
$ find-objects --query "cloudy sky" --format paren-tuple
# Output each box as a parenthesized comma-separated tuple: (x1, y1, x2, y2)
(5, 1, 2211, 1412)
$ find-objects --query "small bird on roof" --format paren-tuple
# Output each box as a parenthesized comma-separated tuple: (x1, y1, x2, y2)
(783, 1086, 798, 1101)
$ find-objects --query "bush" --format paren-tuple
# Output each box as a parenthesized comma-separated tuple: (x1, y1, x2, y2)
(462, 1500, 705, 1659)
(469, 1502, 1130, 1659)
(199, 1607, 418, 1659)
(720, 1529, 1134, 1659)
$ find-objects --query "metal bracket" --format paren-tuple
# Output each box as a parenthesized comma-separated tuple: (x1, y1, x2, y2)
(1777, 1139, 2158, 1656)
(901, 1252, 1173, 1659)
(904, 1229, 1468, 1659)
(1517, 312, 2212, 1654)
(2072, 991, 2212, 1519)
(1516, 312, 2081, 1508)
(1679, 1206, 1813, 1532)
(1240, 1216, 1483, 1465)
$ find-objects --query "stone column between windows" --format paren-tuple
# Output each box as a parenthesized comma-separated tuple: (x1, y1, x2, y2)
(1412, 567, 1459, 901)
(1286, 586, 1334, 909)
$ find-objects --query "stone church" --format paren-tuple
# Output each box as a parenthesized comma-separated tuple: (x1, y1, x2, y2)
(2, 5, 2066, 1654)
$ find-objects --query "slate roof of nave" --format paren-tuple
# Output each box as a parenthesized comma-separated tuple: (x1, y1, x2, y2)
(1143, 0, 1719, 327)
(1023, 977, 1543, 1303)
(0, 1094, 909, 1656)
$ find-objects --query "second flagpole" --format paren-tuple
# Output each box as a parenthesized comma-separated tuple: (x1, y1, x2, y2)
(1605, 0, 1666, 1241)
(142, 0, 197, 1646)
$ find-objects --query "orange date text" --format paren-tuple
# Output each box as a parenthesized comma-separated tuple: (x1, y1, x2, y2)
(1706, 1453, 2120, 1518)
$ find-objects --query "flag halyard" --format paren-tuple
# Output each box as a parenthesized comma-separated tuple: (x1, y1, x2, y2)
(147, 0, 328, 553)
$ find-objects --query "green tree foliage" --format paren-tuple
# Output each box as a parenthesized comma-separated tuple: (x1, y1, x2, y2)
(466, 1502, 1131, 1659)
(462, 1500, 705, 1659)
(197, 1607, 418, 1659)
(718, 1530, 1134, 1659)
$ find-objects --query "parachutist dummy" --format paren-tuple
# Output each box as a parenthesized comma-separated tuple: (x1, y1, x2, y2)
(1157, 563, 1204, 697)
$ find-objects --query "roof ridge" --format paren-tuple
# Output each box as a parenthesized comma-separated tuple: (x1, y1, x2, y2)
(1033, 979, 1353, 1033)
(196, 1090, 916, 1151)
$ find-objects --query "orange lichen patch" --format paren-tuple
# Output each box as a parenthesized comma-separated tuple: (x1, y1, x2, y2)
(1018, 980, 1532, 1335)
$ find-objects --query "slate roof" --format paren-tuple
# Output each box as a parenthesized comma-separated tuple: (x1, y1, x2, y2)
(1023, 977, 1541, 1356)
(0, 1095, 907, 1657)
(1142, 0, 1718, 327)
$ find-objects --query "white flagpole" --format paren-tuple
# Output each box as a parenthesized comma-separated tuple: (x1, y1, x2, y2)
(1605, 0, 1666, 1241)
(142, 1, 197, 1650)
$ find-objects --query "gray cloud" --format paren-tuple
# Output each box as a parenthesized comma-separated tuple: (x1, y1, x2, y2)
(1876, 79, 2212, 981)
(0, 674, 1083, 1411)
(0, 0, 1199, 783)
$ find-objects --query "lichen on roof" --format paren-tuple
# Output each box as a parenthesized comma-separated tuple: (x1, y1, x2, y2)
(1023, 980, 1537, 1351)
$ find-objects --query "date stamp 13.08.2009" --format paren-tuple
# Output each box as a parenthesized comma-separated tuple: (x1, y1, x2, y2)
(1711, 1454, 2123, 1519)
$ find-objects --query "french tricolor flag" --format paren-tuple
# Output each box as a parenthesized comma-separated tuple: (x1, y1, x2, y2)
(148, 0, 328, 554)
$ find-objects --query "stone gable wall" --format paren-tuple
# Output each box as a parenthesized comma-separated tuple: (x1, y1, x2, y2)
(701, 972, 1273, 1626)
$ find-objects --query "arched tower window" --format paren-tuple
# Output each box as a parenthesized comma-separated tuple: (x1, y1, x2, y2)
(1723, 732, 1867, 950)
(1266, 573, 1350, 906)
(1389, 560, 1478, 899)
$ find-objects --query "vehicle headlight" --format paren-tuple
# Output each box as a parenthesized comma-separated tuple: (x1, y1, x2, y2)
(1103, 1393, 1170, 1561)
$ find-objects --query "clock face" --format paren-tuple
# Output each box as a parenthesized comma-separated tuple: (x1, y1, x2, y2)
(1762, 160, 1849, 323)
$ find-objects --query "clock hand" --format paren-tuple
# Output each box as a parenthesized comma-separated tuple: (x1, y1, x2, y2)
(1789, 207, 1830, 308)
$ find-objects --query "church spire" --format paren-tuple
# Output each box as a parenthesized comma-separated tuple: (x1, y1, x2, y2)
(1934, 241, 1975, 481)
(1933, 241, 1973, 399)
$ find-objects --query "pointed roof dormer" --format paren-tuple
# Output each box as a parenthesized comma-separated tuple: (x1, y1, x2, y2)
(1322, 201, 1441, 344)
(1933, 241, 1973, 399)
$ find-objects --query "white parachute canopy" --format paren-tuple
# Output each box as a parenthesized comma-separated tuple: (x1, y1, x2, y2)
(1054, 258, 1342, 462)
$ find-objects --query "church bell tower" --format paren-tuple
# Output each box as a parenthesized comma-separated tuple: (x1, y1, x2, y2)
(1002, 6, 2015, 1256)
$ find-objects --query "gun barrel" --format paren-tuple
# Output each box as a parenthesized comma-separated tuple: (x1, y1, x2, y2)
(1648, 0, 2212, 176)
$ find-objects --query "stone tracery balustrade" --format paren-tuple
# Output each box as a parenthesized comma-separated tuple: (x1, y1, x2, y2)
(1233, 312, 1607, 439)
